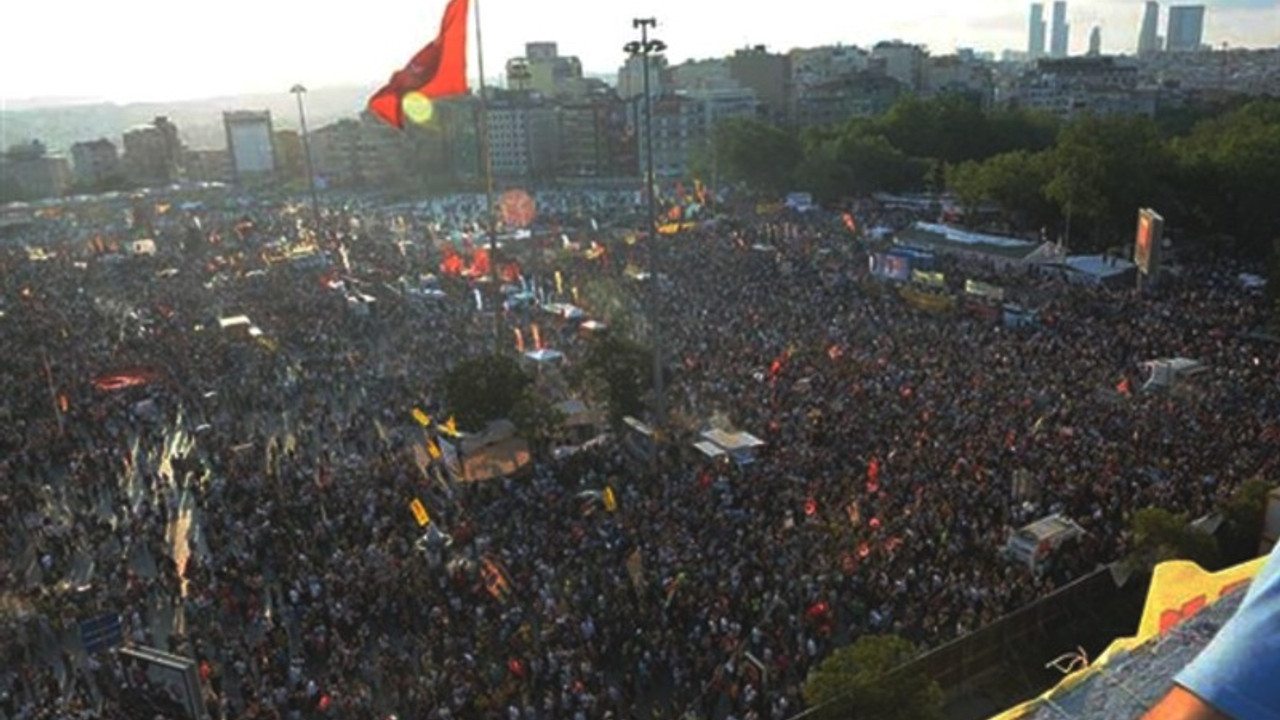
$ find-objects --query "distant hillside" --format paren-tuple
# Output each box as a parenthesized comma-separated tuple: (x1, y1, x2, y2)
(1, 84, 373, 153)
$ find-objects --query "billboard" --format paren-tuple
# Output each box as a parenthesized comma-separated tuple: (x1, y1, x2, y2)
(1134, 208, 1163, 276)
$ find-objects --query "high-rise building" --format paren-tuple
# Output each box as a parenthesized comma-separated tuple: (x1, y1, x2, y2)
(1050, 1, 1070, 58)
(1029, 4, 1047, 58)
(223, 110, 276, 183)
(1138, 1, 1161, 56)
(1088, 26, 1102, 56)
(1166, 5, 1205, 52)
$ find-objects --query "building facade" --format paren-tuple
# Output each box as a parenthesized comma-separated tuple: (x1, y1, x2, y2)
(557, 89, 636, 178)
(223, 111, 276, 183)
(617, 53, 670, 100)
(1050, 1, 1070, 58)
(793, 72, 903, 128)
(484, 90, 560, 180)
(1138, 1, 1161, 56)
(181, 149, 232, 184)
(122, 116, 184, 188)
(1011, 57, 1157, 119)
(633, 93, 707, 179)
(1166, 5, 1205, 52)
(727, 46, 791, 125)
(505, 42, 586, 98)
(309, 115, 408, 188)
(870, 41, 927, 92)
(70, 138, 121, 189)
(1029, 4, 1047, 59)
(1, 141, 71, 200)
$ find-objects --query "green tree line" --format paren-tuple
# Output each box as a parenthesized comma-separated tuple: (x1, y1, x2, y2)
(709, 95, 1280, 257)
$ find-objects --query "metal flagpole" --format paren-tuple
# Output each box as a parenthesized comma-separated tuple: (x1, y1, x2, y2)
(472, 0, 502, 354)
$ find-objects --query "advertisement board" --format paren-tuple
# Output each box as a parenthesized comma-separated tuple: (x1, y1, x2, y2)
(1135, 208, 1163, 276)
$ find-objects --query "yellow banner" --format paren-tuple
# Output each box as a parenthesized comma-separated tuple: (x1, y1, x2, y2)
(912, 270, 946, 288)
(900, 286, 956, 313)
(412, 408, 432, 427)
(604, 486, 617, 513)
(439, 416, 460, 437)
(657, 221, 699, 235)
(426, 439, 442, 460)
(409, 498, 430, 527)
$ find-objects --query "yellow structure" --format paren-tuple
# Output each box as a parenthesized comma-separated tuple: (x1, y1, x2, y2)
(989, 556, 1268, 720)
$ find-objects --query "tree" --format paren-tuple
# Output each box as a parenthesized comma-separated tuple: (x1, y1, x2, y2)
(1171, 100, 1280, 258)
(1218, 477, 1273, 563)
(948, 150, 1057, 231)
(1129, 507, 1221, 571)
(442, 353, 533, 432)
(575, 334, 653, 427)
(803, 634, 943, 720)
(1045, 114, 1175, 251)
(835, 131, 926, 196)
(713, 117, 802, 196)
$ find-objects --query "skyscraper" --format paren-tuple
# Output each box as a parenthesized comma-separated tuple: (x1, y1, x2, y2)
(1138, 1, 1161, 55)
(1029, 4, 1047, 58)
(1088, 26, 1102, 56)
(1166, 5, 1205, 52)
(1051, 1, 1070, 58)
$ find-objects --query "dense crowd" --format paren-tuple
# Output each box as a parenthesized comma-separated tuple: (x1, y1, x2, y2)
(1, 188, 1276, 720)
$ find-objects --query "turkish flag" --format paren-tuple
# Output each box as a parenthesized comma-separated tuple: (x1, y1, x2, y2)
(368, 0, 470, 129)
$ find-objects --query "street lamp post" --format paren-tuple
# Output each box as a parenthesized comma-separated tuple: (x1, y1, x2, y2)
(625, 19, 667, 471)
(290, 84, 323, 237)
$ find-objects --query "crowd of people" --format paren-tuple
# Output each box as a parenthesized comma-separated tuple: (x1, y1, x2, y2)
(1, 186, 1276, 720)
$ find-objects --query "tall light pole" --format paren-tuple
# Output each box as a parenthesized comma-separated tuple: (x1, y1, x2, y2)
(625, 18, 667, 469)
(290, 84, 323, 237)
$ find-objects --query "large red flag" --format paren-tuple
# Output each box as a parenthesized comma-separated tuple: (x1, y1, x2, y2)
(368, 0, 470, 129)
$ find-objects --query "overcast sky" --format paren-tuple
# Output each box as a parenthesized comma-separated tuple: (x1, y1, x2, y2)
(2, 0, 1277, 105)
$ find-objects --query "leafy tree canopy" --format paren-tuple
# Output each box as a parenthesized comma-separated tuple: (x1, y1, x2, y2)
(803, 634, 944, 720)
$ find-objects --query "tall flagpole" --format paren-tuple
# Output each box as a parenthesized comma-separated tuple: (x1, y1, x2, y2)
(472, 0, 502, 354)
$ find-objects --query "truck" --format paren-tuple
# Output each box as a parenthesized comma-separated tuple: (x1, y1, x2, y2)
(1005, 514, 1086, 574)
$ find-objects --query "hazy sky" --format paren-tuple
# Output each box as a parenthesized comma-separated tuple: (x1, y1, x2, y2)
(2, 0, 1277, 105)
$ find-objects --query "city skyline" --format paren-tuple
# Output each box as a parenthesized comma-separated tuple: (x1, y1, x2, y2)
(3, 0, 1279, 106)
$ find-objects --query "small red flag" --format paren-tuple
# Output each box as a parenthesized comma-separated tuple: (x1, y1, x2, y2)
(368, 0, 471, 129)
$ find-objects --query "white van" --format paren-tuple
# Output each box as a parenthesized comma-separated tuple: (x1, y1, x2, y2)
(1005, 514, 1085, 574)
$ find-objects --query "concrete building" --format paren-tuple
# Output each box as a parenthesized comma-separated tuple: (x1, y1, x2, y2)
(557, 88, 636, 178)
(182, 149, 232, 184)
(790, 45, 870, 89)
(223, 110, 277, 183)
(924, 54, 996, 104)
(632, 93, 707, 179)
(617, 53, 670, 100)
(1166, 5, 1205, 52)
(726, 46, 791, 125)
(793, 72, 903, 128)
(482, 90, 560, 180)
(1029, 4, 1047, 59)
(70, 138, 121, 189)
(0, 141, 71, 200)
(505, 42, 585, 98)
(273, 130, 305, 183)
(871, 41, 927, 92)
(1088, 26, 1102, 56)
(309, 115, 408, 188)
(1138, 1, 1161, 56)
(1050, 1, 1070, 58)
(669, 58, 736, 92)
(1011, 56, 1157, 119)
(122, 116, 184, 188)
